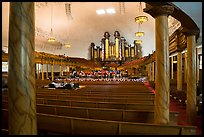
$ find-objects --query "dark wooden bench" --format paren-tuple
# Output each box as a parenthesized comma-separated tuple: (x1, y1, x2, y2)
(36, 89, 155, 97)
(2, 109, 196, 135)
(41, 95, 154, 104)
(1, 101, 179, 125)
(37, 86, 153, 93)
(36, 79, 52, 88)
(2, 99, 155, 110)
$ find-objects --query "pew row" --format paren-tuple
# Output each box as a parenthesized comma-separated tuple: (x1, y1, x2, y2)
(2, 109, 196, 135)
(1, 102, 179, 125)
(2, 94, 155, 104)
(36, 89, 155, 97)
(2, 99, 155, 110)
(36, 93, 155, 102)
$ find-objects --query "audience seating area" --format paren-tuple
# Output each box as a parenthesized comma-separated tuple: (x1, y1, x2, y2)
(2, 79, 197, 135)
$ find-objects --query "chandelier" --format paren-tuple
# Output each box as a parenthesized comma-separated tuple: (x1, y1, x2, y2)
(135, 16, 148, 24)
(64, 43, 71, 48)
(48, 3, 56, 42)
(135, 2, 148, 24)
(135, 40, 142, 44)
(63, 18, 71, 48)
(135, 31, 144, 37)
(48, 37, 55, 42)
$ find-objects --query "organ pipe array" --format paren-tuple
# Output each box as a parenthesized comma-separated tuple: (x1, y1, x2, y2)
(90, 31, 142, 62)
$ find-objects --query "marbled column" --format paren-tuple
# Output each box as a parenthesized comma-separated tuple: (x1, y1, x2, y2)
(67, 65, 70, 73)
(8, 2, 37, 134)
(37, 64, 40, 79)
(60, 64, 62, 76)
(41, 63, 44, 80)
(177, 51, 182, 90)
(46, 63, 49, 79)
(145, 5, 174, 124)
(148, 64, 151, 81)
(171, 56, 174, 79)
(184, 52, 187, 83)
(150, 63, 153, 81)
(152, 62, 155, 81)
(155, 14, 170, 124)
(196, 48, 199, 84)
(186, 34, 197, 125)
(51, 61, 54, 81)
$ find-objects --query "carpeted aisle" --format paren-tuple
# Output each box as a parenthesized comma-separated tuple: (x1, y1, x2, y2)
(170, 99, 202, 135)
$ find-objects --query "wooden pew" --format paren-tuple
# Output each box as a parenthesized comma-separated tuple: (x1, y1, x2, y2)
(33, 94, 154, 104)
(3, 93, 154, 104)
(36, 89, 155, 97)
(1, 101, 178, 125)
(37, 104, 179, 125)
(2, 109, 196, 135)
(37, 87, 153, 94)
(36, 79, 51, 88)
(2, 99, 155, 110)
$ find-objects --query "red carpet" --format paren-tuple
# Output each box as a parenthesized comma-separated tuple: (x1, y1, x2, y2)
(144, 81, 202, 135)
(170, 99, 202, 135)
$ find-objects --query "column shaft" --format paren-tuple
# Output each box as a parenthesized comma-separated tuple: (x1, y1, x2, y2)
(184, 52, 187, 83)
(67, 65, 70, 72)
(177, 52, 182, 90)
(171, 56, 174, 79)
(37, 64, 39, 79)
(150, 63, 152, 81)
(46, 63, 49, 79)
(186, 35, 197, 125)
(152, 62, 155, 81)
(8, 2, 37, 134)
(154, 15, 170, 124)
(41, 64, 44, 80)
(51, 62, 54, 81)
(60, 65, 62, 76)
(196, 48, 199, 84)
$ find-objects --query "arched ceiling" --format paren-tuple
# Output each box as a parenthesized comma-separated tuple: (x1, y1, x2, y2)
(2, 2, 202, 59)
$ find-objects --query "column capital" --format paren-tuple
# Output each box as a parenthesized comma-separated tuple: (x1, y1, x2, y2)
(144, 4, 174, 18)
(114, 31, 120, 38)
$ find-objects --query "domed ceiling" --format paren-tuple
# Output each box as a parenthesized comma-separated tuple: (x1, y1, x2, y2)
(2, 2, 202, 59)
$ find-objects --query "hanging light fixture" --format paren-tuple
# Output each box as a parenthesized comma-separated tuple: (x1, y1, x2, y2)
(135, 2, 148, 24)
(63, 17, 71, 48)
(135, 40, 142, 44)
(48, 3, 56, 42)
(135, 22, 144, 37)
(135, 32, 144, 37)
(64, 43, 71, 48)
